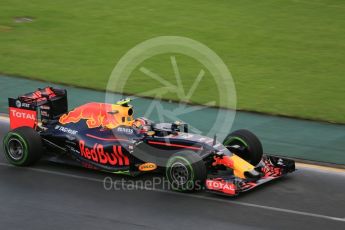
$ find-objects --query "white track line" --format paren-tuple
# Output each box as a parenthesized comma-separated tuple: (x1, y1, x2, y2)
(296, 162, 345, 174)
(0, 116, 9, 121)
(0, 162, 344, 223)
(0, 115, 344, 221)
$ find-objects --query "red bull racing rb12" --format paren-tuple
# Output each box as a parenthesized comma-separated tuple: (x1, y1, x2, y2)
(3, 87, 295, 195)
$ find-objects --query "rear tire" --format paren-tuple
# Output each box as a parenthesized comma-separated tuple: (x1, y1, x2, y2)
(223, 129, 263, 166)
(3, 126, 43, 166)
(166, 151, 206, 192)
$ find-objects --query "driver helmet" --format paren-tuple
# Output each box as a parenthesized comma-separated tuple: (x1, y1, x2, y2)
(132, 117, 152, 133)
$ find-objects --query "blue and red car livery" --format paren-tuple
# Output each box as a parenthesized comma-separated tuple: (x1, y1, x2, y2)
(3, 87, 295, 195)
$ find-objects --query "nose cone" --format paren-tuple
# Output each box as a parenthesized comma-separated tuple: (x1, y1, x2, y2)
(244, 169, 261, 179)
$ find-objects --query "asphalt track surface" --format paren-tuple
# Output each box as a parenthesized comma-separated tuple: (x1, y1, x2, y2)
(0, 119, 344, 230)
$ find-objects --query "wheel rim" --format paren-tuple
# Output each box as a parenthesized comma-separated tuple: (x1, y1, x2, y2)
(170, 162, 189, 185)
(7, 138, 24, 161)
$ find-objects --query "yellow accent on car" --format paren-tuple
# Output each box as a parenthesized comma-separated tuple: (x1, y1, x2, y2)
(105, 103, 134, 129)
(230, 154, 255, 179)
(116, 98, 131, 105)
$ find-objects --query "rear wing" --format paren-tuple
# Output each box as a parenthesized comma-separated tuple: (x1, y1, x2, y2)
(8, 87, 68, 130)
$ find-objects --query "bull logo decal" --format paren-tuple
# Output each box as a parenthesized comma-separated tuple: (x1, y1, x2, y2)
(59, 102, 133, 128)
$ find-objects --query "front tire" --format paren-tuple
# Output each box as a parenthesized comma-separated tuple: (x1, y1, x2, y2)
(166, 151, 206, 192)
(223, 129, 263, 166)
(3, 126, 43, 166)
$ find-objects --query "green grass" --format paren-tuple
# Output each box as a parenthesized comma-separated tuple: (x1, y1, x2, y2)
(0, 0, 344, 123)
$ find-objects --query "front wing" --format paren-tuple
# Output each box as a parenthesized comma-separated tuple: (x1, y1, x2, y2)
(205, 155, 295, 196)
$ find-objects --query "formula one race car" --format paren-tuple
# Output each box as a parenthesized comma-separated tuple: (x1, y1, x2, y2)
(3, 87, 295, 196)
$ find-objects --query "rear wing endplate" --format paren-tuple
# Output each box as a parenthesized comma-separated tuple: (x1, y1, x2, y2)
(8, 87, 67, 130)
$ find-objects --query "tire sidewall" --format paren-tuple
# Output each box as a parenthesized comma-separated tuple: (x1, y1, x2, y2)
(3, 127, 42, 166)
(166, 155, 195, 191)
(3, 132, 30, 166)
(166, 152, 206, 192)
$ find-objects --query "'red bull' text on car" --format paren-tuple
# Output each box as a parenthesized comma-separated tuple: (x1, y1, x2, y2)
(3, 87, 295, 195)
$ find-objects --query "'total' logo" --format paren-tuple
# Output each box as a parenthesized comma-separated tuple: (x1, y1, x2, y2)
(206, 180, 236, 195)
(10, 109, 36, 120)
(79, 140, 129, 166)
(9, 107, 37, 130)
